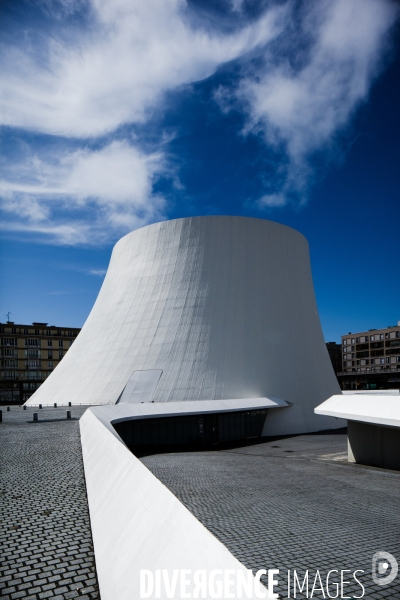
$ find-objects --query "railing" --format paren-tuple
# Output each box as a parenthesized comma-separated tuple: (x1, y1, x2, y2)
(338, 368, 400, 376)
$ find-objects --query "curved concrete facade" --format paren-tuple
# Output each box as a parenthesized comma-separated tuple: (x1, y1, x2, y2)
(26, 216, 341, 435)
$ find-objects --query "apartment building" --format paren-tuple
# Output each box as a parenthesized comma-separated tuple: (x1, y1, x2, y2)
(0, 321, 81, 403)
(339, 322, 400, 390)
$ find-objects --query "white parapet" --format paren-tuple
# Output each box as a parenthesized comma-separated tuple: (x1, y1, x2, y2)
(80, 406, 276, 600)
(315, 394, 400, 428)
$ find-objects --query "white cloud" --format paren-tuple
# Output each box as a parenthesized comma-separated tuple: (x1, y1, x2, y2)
(257, 193, 286, 208)
(238, 0, 398, 204)
(0, 0, 287, 137)
(0, 141, 167, 244)
(88, 268, 107, 276)
(0, 0, 398, 244)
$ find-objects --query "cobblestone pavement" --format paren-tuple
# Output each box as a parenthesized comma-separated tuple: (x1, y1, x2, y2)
(0, 405, 100, 600)
(141, 430, 400, 599)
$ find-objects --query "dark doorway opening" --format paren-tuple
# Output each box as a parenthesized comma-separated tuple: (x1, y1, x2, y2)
(113, 409, 268, 453)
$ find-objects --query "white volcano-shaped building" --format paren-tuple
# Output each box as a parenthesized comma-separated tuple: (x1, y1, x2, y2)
(26, 216, 341, 435)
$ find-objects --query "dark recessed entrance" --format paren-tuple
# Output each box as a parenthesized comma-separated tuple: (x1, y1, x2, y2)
(113, 409, 268, 451)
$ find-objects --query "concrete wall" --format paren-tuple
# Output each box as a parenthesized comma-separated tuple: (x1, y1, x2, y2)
(80, 407, 271, 600)
(27, 216, 341, 435)
(348, 420, 400, 471)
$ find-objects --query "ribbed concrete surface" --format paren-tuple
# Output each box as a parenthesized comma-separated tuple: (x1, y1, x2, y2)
(26, 216, 341, 436)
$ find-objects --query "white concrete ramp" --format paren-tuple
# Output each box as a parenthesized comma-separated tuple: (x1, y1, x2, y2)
(117, 369, 163, 404)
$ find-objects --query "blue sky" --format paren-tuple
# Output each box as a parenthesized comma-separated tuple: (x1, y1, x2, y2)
(0, 0, 399, 342)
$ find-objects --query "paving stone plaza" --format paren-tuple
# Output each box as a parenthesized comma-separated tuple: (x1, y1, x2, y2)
(141, 430, 400, 599)
(1, 407, 399, 599)
(0, 406, 99, 600)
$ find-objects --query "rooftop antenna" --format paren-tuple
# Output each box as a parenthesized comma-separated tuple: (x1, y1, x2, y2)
(5, 311, 12, 322)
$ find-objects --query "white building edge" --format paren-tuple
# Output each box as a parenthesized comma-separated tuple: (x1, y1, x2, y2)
(315, 392, 400, 471)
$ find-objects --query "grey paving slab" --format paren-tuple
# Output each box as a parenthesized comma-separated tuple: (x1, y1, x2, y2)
(141, 430, 400, 599)
(0, 406, 100, 600)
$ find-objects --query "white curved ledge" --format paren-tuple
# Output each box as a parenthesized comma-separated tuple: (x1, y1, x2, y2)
(80, 404, 276, 600)
(315, 394, 400, 428)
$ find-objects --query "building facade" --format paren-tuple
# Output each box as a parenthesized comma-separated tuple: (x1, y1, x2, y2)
(25, 216, 342, 436)
(338, 323, 400, 390)
(0, 322, 81, 404)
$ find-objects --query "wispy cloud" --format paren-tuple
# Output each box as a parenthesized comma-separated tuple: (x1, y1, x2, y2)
(87, 268, 106, 276)
(236, 0, 399, 206)
(0, 140, 167, 244)
(0, 0, 286, 137)
(0, 0, 288, 244)
(0, 0, 398, 244)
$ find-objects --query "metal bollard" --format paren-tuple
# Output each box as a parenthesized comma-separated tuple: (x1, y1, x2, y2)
(39, 404, 42, 409)
(33, 413, 38, 422)
(0, 410, 2, 423)
(54, 403, 57, 408)
(23, 406, 26, 410)
(7, 406, 10, 411)
(66, 410, 71, 419)
(68, 402, 72, 407)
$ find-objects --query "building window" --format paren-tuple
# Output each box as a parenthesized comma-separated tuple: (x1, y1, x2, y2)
(25, 349, 40, 358)
(4, 348, 16, 356)
(351, 338, 355, 344)
(59, 340, 63, 348)
(356, 337, 360, 343)
(25, 339, 39, 347)
(48, 361, 53, 369)
(380, 334, 384, 340)
(380, 358, 385, 364)
(48, 351, 53, 359)
(57, 330, 61, 336)
(26, 360, 41, 369)
(370, 335, 375, 342)
(3, 360, 15, 367)
(59, 351, 63, 359)
(46, 330, 52, 336)
(48, 340, 52, 347)
(28, 371, 41, 380)
(23, 328, 28, 334)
